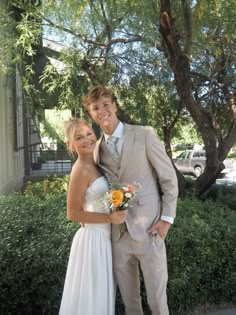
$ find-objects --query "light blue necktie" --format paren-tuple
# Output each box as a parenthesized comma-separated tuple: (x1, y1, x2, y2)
(107, 136, 119, 160)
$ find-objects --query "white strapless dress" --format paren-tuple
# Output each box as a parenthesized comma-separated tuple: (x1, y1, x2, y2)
(59, 176, 115, 315)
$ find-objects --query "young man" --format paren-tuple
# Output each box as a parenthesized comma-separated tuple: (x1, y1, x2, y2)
(83, 85, 178, 315)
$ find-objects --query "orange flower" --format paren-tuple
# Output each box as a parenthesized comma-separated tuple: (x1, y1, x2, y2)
(110, 190, 124, 207)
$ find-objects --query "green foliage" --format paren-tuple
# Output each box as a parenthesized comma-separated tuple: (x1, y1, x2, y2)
(166, 197, 235, 314)
(39, 52, 90, 110)
(228, 147, 236, 160)
(0, 193, 78, 315)
(41, 120, 65, 146)
(118, 73, 182, 139)
(4, 1, 235, 153)
(24, 176, 69, 199)
(188, 1, 236, 135)
(172, 123, 202, 145)
(15, 12, 41, 58)
(207, 184, 236, 210)
(0, 9, 15, 74)
(0, 193, 235, 314)
(40, 109, 70, 147)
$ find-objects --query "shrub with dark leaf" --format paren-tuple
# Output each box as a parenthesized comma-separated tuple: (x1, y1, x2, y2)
(166, 197, 235, 314)
(0, 193, 78, 315)
(0, 194, 235, 315)
(208, 184, 236, 210)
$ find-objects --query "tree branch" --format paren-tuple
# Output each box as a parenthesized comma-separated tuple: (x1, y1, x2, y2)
(40, 14, 144, 48)
(181, 0, 192, 56)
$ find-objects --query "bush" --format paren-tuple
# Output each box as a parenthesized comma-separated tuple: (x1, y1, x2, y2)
(24, 176, 69, 199)
(208, 184, 236, 210)
(166, 197, 235, 314)
(0, 193, 78, 315)
(0, 194, 235, 314)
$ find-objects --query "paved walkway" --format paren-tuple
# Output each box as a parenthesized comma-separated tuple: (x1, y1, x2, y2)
(205, 308, 236, 315)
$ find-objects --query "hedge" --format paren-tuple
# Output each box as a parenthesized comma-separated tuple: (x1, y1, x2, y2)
(208, 184, 236, 210)
(0, 193, 77, 315)
(0, 193, 235, 315)
(166, 197, 235, 314)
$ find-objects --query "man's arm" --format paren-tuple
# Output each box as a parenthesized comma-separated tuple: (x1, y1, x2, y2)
(145, 126, 178, 218)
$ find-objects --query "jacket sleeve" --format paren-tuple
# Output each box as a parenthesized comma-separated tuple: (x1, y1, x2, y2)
(145, 126, 178, 218)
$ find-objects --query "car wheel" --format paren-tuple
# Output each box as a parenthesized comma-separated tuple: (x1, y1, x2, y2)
(194, 166, 202, 177)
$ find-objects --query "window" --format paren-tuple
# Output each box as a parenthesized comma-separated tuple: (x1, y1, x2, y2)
(193, 152, 200, 158)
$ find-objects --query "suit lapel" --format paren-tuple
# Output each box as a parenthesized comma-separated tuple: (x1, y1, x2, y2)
(119, 124, 135, 178)
(94, 125, 135, 179)
(93, 136, 103, 165)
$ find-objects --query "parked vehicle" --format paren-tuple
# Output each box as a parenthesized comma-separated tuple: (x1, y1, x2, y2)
(216, 168, 236, 186)
(174, 150, 206, 177)
(174, 150, 236, 178)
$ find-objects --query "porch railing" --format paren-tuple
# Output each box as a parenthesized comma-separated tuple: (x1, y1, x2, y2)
(29, 149, 74, 176)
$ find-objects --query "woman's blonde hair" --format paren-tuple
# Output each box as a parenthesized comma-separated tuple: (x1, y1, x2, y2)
(63, 117, 91, 156)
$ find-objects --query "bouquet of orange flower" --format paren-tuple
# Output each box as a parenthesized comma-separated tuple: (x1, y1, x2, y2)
(107, 183, 140, 211)
(104, 182, 140, 231)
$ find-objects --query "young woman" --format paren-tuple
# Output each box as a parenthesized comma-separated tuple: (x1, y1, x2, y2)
(59, 118, 127, 315)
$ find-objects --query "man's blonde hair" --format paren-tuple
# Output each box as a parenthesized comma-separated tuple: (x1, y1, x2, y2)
(82, 85, 117, 116)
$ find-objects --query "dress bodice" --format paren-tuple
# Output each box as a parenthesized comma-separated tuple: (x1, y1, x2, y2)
(84, 176, 110, 214)
(83, 176, 111, 237)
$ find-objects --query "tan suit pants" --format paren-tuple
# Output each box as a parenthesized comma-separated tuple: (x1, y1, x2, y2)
(112, 232, 169, 315)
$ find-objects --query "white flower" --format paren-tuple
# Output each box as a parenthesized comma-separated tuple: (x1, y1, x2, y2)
(125, 192, 132, 198)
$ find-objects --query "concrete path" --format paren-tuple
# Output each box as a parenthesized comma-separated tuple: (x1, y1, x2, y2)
(204, 309, 236, 315)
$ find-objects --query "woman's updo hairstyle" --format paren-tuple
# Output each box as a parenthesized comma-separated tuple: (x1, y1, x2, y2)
(63, 117, 90, 157)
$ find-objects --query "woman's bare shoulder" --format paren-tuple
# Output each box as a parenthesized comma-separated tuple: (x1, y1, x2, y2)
(70, 160, 93, 183)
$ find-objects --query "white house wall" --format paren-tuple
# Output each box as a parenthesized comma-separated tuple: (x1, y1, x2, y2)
(0, 0, 25, 195)
(0, 68, 25, 195)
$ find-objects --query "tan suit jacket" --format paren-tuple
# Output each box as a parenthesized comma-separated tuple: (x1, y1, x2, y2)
(94, 123, 178, 242)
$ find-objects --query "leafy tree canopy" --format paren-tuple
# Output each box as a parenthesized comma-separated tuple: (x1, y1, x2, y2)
(1, 0, 236, 196)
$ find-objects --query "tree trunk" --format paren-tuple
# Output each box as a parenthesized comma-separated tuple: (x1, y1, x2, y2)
(159, 0, 236, 197)
(162, 126, 186, 196)
(162, 126, 172, 158)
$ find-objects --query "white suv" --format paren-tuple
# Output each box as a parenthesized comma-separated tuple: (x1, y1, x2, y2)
(174, 150, 206, 177)
(174, 150, 235, 178)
